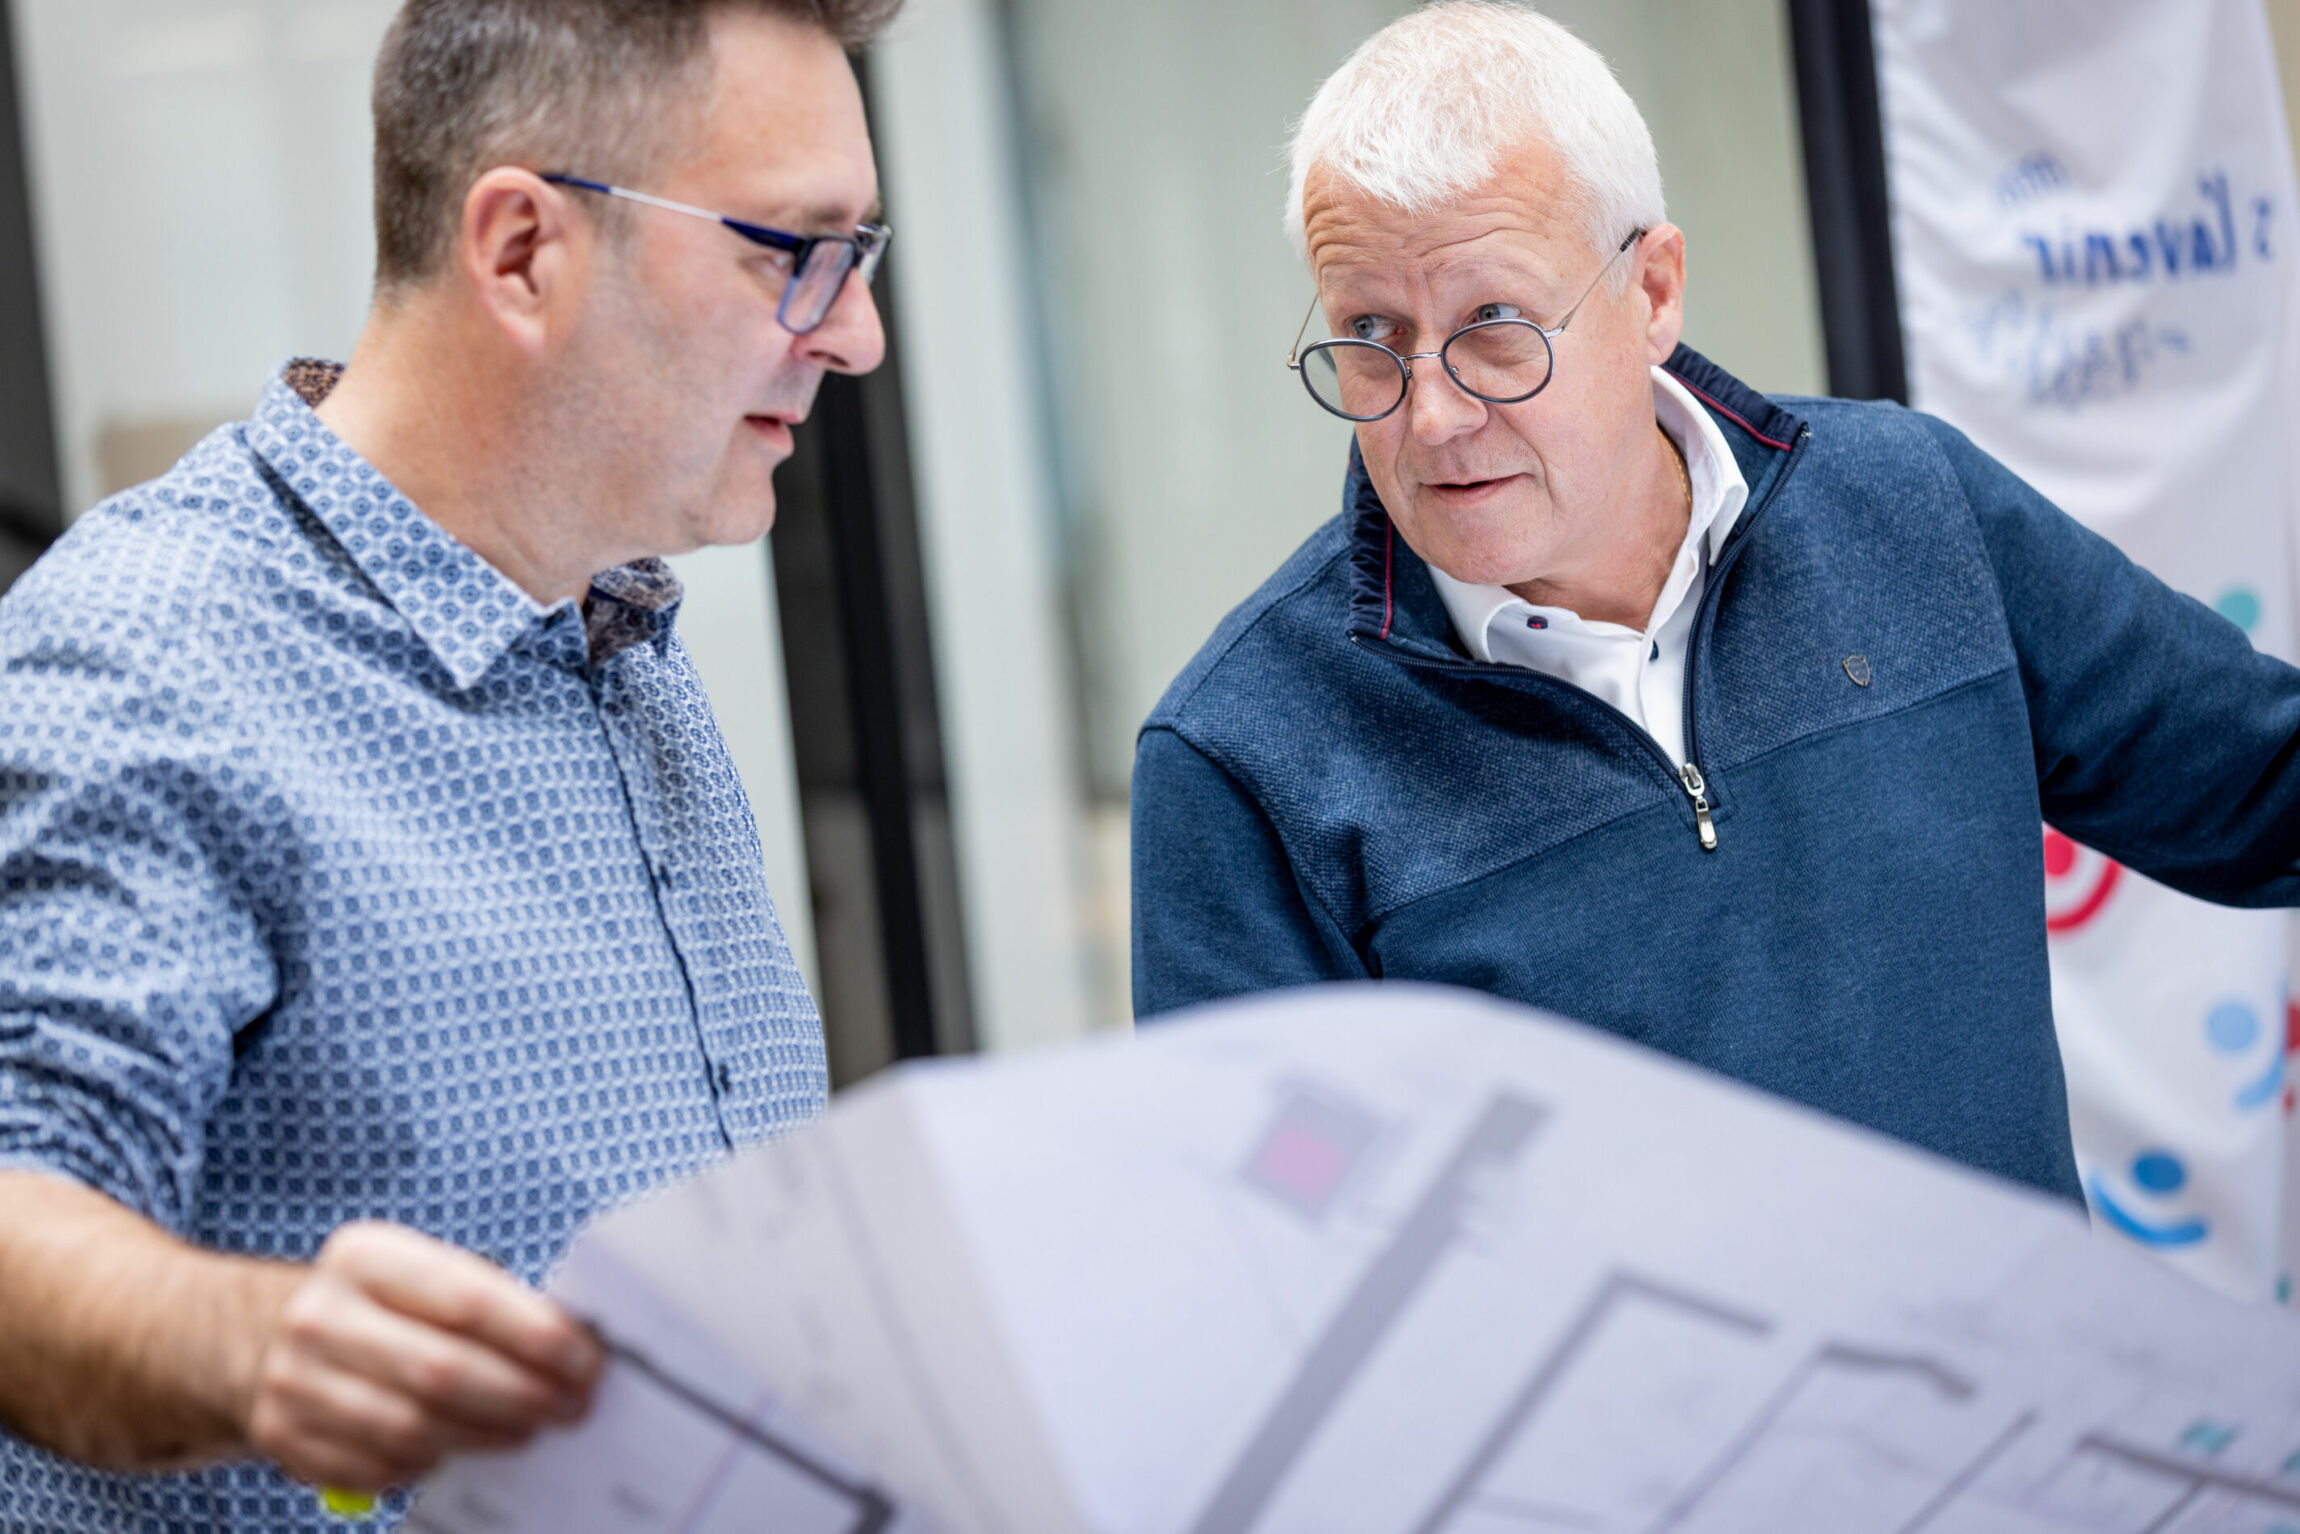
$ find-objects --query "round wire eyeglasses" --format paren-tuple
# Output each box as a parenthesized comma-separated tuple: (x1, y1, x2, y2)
(1284, 228, 1646, 422)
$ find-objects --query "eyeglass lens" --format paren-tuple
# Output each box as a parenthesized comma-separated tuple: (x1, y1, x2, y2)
(1303, 342, 1407, 421)
(1444, 320, 1553, 403)
(782, 240, 858, 333)
(1299, 321, 1555, 420)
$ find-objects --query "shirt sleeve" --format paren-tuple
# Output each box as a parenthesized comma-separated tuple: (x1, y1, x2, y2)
(0, 533, 277, 1232)
(1918, 412, 2300, 905)
(1131, 725, 1367, 1020)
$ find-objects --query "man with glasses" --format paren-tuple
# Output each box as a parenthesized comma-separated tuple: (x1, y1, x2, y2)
(1134, 1, 2300, 1205)
(0, 0, 892, 1526)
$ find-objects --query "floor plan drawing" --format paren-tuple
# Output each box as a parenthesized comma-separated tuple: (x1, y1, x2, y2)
(409, 1244, 912, 1534)
(1405, 1271, 2035, 1534)
(2016, 1428, 2300, 1533)
(411, 986, 2300, 1534)
(1188, 1092, 1547, 1534)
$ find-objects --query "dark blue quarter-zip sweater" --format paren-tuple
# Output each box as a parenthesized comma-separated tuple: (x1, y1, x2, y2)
(1131, 345, 2300, 1203)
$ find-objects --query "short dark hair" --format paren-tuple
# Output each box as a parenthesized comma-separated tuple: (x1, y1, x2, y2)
(371, 0, 899, 291)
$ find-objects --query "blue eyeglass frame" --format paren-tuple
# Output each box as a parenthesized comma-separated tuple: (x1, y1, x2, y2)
(540, 172, 890, 335)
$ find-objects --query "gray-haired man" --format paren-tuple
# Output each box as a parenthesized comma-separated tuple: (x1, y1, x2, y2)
(0, 0, 892, 1525)
(1133, 1, 2300, 1204)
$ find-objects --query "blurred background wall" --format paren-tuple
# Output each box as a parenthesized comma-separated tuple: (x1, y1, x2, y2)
(1, 0, 2295, 1078)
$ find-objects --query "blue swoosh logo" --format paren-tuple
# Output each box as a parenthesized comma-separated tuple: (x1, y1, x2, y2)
(2235, 1048, 2286, 1112)
(2088, 1179, 2209, 1248)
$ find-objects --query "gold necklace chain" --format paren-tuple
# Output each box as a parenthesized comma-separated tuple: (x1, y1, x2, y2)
(1659, 422, 1692, 513)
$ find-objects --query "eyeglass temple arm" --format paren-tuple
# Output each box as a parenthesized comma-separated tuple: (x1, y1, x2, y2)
(540, 172, 813, 254)
(543, 174, 725, 227)
(1286, 293, 1324, 369)
(1550, 227, 1649, 336)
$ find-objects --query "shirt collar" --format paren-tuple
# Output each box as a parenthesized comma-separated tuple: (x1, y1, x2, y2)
(1432, 364, 1751, 661)
(584, 558, 685, 668)
(242, 360, 683, 688)
(1654, 363, 1749, 565)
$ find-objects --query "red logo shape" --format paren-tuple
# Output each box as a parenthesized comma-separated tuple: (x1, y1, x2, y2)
(2043, 826, 2121, 935)
(2286, 999, 2298, 1118)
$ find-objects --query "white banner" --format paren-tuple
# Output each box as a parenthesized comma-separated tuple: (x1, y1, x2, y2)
(1872, 0, 2300, 1302)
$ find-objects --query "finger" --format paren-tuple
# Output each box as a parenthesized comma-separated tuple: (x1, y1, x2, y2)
(251, 1362, 458, 1488)
(291, 1288, 579, 1436)
(267, 1349, 541, 1469)
(320, 1223, 603, 1386)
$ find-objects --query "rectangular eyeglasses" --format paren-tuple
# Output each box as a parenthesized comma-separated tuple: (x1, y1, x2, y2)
(541, 172, 890, 335)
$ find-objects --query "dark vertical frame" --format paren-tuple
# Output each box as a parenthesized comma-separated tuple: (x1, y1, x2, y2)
(767, 60, 973, 1085)
(0, 0, 60, 585)
(1787, 0, 1909, 404)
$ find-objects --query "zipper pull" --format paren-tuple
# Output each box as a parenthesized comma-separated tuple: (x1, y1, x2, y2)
(1678, 762, 1718, 852)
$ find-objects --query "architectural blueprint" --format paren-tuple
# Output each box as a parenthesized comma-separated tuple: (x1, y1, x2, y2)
(412, 984, 2300, 1533)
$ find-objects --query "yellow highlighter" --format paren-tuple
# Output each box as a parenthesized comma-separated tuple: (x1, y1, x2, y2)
(317, 1487, 378, 1518)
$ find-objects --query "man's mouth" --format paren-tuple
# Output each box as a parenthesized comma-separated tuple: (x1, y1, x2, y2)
(745, 413, 799, 453)
(1423, 473, 1521, 504)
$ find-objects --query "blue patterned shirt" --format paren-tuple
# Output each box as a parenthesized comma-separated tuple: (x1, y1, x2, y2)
(0, 362, 827, 1530)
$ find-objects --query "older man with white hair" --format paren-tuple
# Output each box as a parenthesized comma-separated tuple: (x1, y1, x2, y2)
(1131, 0, 2300, 1203)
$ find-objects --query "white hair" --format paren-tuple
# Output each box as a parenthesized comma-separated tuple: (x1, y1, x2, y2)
(1284, 0, 1665, 281)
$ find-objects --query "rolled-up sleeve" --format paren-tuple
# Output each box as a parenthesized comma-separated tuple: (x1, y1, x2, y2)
(0, 535, 276, 1232)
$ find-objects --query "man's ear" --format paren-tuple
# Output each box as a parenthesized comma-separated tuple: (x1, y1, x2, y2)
(1638, 223, 1687, 363)
(456, 168, 585, 356)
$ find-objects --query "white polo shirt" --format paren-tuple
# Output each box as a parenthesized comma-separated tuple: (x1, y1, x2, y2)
(1429, 366, 1749, 768)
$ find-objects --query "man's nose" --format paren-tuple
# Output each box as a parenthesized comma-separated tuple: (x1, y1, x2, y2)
(1405, 357, 1485, 444)
(803, 269, 888, 376)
